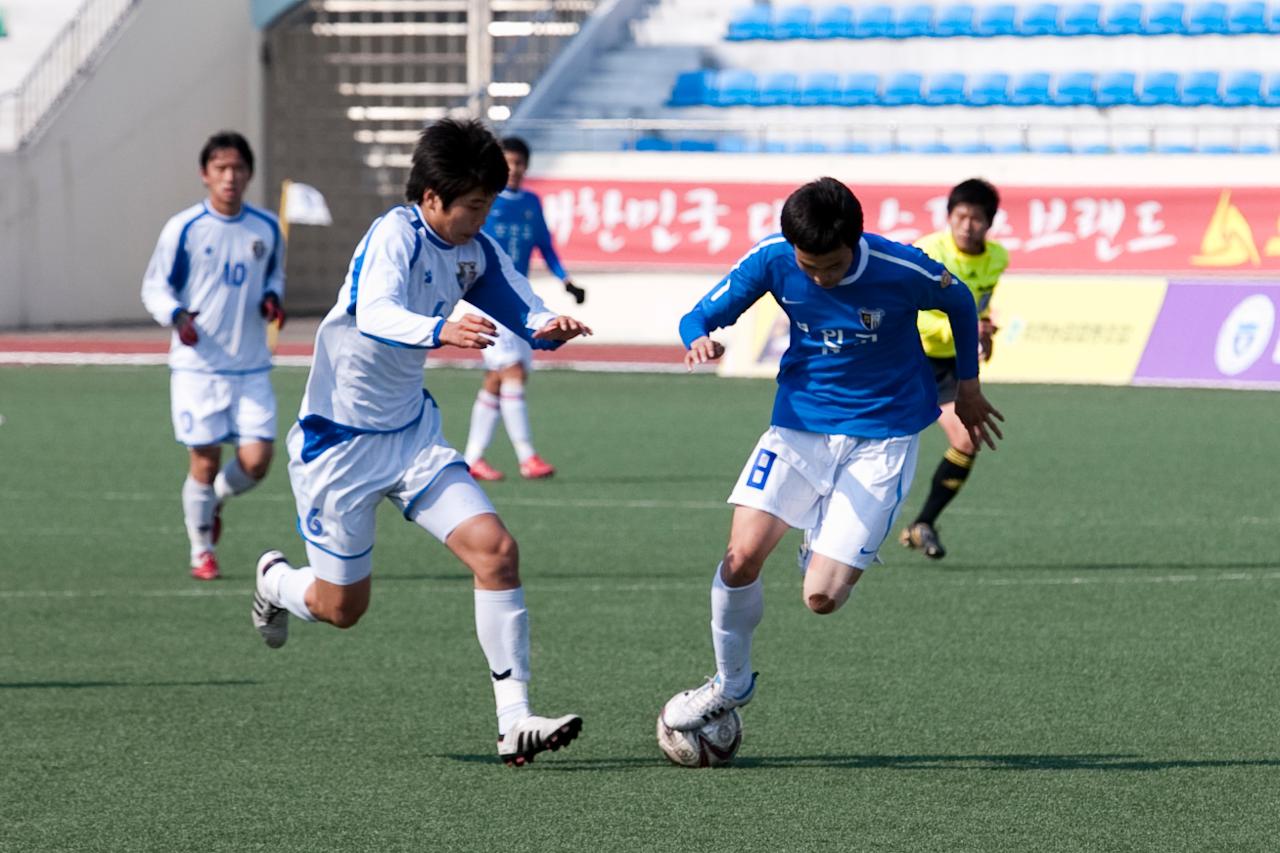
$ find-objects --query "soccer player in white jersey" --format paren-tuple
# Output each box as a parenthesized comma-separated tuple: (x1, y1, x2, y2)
(250, 119, 590, 766)
(661, 178, 1004, 733)
(141, 131, 286, 581)
(463, 136, 586, 482)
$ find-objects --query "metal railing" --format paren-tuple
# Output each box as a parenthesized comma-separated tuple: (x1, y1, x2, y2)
(4, 0, 140, 150)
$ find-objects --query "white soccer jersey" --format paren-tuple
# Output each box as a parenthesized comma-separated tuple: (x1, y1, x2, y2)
(297, 204, 558, 452)
(141, 201, 285, 374)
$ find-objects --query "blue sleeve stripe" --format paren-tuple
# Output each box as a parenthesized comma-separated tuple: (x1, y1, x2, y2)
(408, 232, 423, 270)
(168, 210, 209, 293)
(428, 316, 445, 349)
(346, 214, 386, 315)
(360, 330, 429, 349)
(474, 232, 532, 330)
(866, 248, 942, 283)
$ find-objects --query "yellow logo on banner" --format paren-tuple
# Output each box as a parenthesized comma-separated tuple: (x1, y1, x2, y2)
(1193, 191, 1260, 268)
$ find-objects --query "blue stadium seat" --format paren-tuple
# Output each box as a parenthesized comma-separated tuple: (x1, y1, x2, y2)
(1186, 1, 1229, 31)
(994, 141, 1030, 153)
(1018, 3, 1061, 35)
(1060, 2, 1103, 33)
(1138, 70, 1180, 104)
(974, 3, 1018, 34)
(716, 136, 750, 153)
(1154, 142, 1195, 153)
(853, 4, 894, 37)
(1101, 1, 1144, 32)
(953, 141, 995, 153)
(895, 4, 934, 37)
(668, 70, 715, 106)
(715, 70, 759, 106)
(789, 140, 831, 152)
(924, 72, 967, 105)
(1239, 142, 1275, 154)
(757, 72, 800, 105)
(1197, 143, 1236, 153)
(1117, 142, 1153, 153)
(798, 71, 842, 105)
(904, 141, 953, 154)
(1180, 70, 1221, 105)
(813, 4, 856, 38)
(1225, 0, 1267, 31)
(839, 72, 881, 105)
(1030, 141, 1073, 153)
(881, 71, 924, 104)
(1145, 1, 1188, 33)
(1053, 71, 1096, 104)
(1009, 71, 1052, 105)
(933, 3, 976, 35)
(1269, 3, 1280, 30)
(634, 137, 675, 151)
(968, 72, 1011, 105)
(772, 5, 814, 39)
(1078, 143, 1114, 154)
(841, 140, 872, 153)
(1095, 70, 1138, 105)
(727, 5, 772, 40)
(676, 139, 718, 152)
(1221, 70, 1261, 105)
(1263, 71, 1280, 105)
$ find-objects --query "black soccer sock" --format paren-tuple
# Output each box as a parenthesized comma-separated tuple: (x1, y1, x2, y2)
(913, 447, 975, 527)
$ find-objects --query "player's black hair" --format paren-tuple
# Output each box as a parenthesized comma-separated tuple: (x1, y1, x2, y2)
(501, 136, 531, 163)
(199, 131, 254, 174)
(947, 178, 1000, 222)
(405, 118, 509, 207)
(780, 177, 864, 254)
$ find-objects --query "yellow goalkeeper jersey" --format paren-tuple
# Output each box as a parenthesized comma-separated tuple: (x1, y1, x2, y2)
(913, 230, 1009, 359)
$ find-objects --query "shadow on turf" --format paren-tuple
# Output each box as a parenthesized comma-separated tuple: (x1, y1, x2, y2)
(442, 753, 1280, 772)
(0, 679, 259, 690)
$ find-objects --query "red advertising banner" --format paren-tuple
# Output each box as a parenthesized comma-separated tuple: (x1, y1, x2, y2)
(528, 179, 1280, 273)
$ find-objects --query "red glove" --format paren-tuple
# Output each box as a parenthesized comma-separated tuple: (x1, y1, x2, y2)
(175, 310, 200, 346)
(261, 293, 286, 329)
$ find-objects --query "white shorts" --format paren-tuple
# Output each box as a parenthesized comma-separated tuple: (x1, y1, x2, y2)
(286, 403, 495, 585)
(727, 426, 920, 570)
(170, 370, 276, 447)
(480, 318, 533, 372)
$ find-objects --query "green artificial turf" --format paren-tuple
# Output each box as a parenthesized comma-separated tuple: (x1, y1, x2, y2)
(1, 366, 1278, 852)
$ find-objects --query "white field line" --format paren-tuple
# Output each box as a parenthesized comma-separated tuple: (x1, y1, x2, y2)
(0, 352, 689, 373)
(3, 571, 1280, 601)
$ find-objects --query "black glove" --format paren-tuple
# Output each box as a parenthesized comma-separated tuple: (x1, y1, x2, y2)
(563, 280, 586, 305)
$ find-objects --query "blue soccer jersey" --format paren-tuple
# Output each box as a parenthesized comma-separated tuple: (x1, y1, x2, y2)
(679, 233, 980, 438)
(481, 188, 568, 279)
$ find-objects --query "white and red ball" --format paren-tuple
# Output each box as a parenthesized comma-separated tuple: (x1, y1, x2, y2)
(656, 710, 743, 767)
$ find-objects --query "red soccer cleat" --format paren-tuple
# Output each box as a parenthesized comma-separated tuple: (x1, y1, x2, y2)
(190, 551, 221, 581)
(469, 458, 505, 481)
(519, 454, 556, 480)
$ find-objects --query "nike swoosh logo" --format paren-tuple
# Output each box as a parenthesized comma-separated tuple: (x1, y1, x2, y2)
(859, 547, 877, 555)
(491, 669, 513, 681)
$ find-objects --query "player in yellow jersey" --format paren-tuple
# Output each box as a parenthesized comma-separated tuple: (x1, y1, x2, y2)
(900, 179, 1008, 559)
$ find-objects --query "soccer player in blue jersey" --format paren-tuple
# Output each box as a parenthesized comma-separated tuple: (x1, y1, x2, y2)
(250, 119, 589, 766)
(463, 136, 585, 482)
(661, 178, 1004, 731)
(141, 131, 286, 581)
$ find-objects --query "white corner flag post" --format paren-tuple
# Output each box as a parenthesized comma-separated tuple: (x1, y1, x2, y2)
(271, 180, 333, 351)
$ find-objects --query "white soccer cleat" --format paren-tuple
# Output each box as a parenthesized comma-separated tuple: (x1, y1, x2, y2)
(661, 673, 757, 732)
(251, 550, 290, 649)
(497, 714, 583, 767)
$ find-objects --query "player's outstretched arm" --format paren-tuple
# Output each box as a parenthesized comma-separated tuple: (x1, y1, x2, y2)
(954, 378, 1004, 450)
(684, 336, 725, 372)
(438, 313, 499, 349)
(532, 315, 592, 342)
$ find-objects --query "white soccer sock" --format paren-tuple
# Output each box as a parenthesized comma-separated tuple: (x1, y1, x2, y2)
(499, 380, 536, 462)
(181, 476, 218, 561)
(213, 457, 258, 502)
(474, 586, 532, 733)
(711, 563, 764, 697)
(464, 389, 501, 465)
(270, 564, 317, 622)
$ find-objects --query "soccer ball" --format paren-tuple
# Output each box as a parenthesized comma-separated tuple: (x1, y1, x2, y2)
(656, 710, 743, 767)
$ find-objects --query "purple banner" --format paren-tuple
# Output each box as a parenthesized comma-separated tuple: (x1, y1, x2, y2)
(1135, 281, 1280, 386)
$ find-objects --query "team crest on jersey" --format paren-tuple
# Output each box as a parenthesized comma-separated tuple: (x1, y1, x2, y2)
(858, 308, 885, 331)
(252, 239, 267, 260)
(939, 270, 953, 288)
(456, 261, 478, 286)
(424, 269, 434, 284)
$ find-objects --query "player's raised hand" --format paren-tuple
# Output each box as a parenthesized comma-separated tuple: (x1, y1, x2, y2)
(954, 378, 1004, 450)
(533, 315, 592, 342)
(439, 313, 497, 349)
(684, 336, 724, 372)
(175, 310, 200, 346)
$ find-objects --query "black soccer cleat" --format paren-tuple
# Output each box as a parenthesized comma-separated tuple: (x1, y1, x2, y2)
(900, 522, 947, 559)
